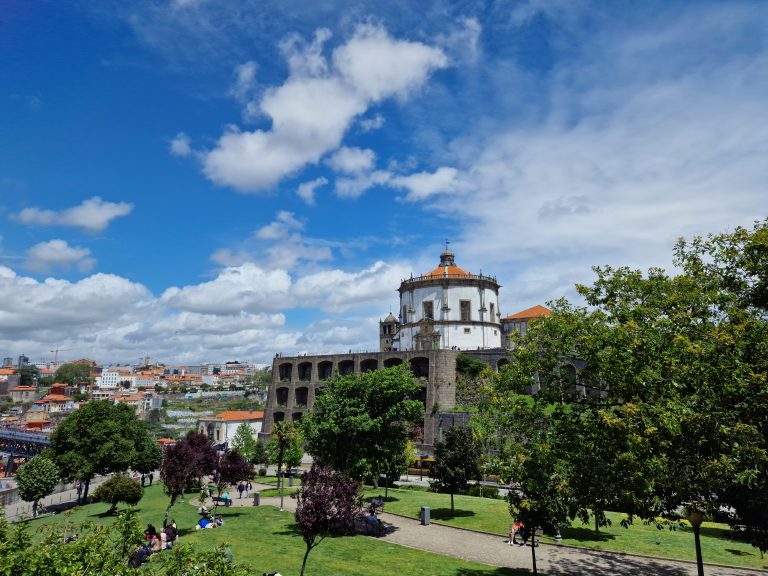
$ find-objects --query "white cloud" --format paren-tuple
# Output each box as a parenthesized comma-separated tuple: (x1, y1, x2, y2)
(254, 211, 303, 240)
(335, 170, 391, 199)
(24, 240, 95, 273)
(326, 146, 375, 174)
(161, 263, 292, 314)
(169, 132, 192, 157)
(358, 113, 384, 133)
(230, 60, 258, 103)
(390, 166, 466, 201)
(202, 24, 447, 192)
(17, 196, 134, 232)
(296, 177, 328, 205)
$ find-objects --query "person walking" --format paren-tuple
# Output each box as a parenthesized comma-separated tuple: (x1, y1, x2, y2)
(238, 482, 245, 499)
(149, 473, 154, 486)
(246, 481, 252, 498)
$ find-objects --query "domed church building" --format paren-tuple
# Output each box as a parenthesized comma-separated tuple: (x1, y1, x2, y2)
(392, 245, 502, 351)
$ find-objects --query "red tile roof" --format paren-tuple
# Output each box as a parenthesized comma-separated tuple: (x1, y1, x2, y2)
(215, 410, 264, 422)
(502, 305, 552, 321)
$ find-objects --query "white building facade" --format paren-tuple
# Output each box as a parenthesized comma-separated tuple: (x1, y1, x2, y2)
(393, 248, 502, 351)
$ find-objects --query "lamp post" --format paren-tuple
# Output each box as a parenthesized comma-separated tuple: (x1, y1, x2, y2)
(686, 507, 705, 576)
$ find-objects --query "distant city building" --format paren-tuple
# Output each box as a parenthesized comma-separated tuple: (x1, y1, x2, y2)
(198, 410, 263, 446)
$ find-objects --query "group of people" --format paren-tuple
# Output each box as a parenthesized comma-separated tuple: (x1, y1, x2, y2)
(128, 522, 177, 567)
(508, 519, 530, 547)
(196, 505, 225, 529)
(237, 481, 253, 498)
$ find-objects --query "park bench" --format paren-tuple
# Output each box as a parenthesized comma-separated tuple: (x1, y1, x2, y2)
(212, 496, 232, 507)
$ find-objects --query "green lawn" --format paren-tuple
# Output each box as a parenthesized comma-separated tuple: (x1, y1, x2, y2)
(22, 485, 525, 576)
(363, 486, 768, 571)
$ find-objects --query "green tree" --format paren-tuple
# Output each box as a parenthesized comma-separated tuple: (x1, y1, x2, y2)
(487, 220, 768, 573)
(49, 401, 157, 502)
(431, 425, 482, 516)
(15, 456, 59, 518)
(251, 440, 269, 468)
(53, 362, 92, 385)
(231, 422, 257, 461)
(269, 420, 301, 511)
(302, 364, 422, 479)
(15, 365, 39, 387)
(93, 476, 144, 514)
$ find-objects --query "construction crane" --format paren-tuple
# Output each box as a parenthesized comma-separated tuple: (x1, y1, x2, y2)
(50, 348, 73, 364)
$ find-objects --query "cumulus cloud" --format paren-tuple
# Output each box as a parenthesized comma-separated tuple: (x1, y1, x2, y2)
(254, 210, 303, 240)
(202, 24, 447, 192)
(335, 170, 391, 199)
(296, 177, 328, 205)
(390, 166, 466, 201)
(170, 132, 192, 157)
(24, 240, 96, 273)
(326, 146, 375, 174)
(161, 263, 292, 315)
(16, 196, 134, 232)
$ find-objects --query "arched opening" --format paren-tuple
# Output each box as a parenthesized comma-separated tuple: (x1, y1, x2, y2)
(273, 412, 285, 424)
(384, 357, 403, 368)
(338, 360, 354, 376)
(295, 387, 309, 407)
(497, 358, 509, 371)
(279, 363, 293, 382)
(411, 386, 427, 411)
(410, 357, 429, 379)
(360, 359, 378, 372)
(298, 362, 312, 382)
(318, 361, 333, 380)
(292, 412, 303, 422)
(276, 387, 289, 407)
(562, 364, 582, 396)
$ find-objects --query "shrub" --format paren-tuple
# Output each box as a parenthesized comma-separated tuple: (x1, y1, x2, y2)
(258, 468, 267, 476)
(93, 476, 143, 513)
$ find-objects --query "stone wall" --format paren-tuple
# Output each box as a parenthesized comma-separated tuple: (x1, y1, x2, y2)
(260, 349, 459, 448)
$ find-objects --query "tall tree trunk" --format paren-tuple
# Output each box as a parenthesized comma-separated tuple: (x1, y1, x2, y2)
(595, 515, 599, 536)
(450, 492, 455, 516)
(82, 477, 91, 503)
(531, 526, 538, 576)
(32, 500, 38, 519)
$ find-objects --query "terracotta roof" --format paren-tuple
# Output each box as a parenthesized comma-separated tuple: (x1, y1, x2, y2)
(215, 410, 264, 422)
(424, 264, 471, 278)
(0, 369, 16, 375)
(10, 385, 36, 391)
(502, 305, 552, 321)
(156, 437, 176, 445)
(37, 394, 70, 402)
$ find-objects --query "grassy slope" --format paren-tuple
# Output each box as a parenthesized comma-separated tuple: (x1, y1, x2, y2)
(362, 486, 768, 571)
(23, 485, 524, 576)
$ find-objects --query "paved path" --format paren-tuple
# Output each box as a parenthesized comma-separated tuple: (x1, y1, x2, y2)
(228, 483, 766, 576)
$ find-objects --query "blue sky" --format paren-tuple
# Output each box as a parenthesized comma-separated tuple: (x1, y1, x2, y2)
(1, 0, 766, 365)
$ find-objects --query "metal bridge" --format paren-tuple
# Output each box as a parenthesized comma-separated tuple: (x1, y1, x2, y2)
(0, 427, 51, 475)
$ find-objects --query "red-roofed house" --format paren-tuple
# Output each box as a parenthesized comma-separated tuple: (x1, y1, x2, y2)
(9, 385, 38, 403)
(500, 304, 552, 345)
(197, 410, 263, 447)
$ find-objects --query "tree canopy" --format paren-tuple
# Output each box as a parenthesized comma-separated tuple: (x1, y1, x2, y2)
(160, 432, 218, 522)
(231, 422, 257, 461)
(302, 364, 423, 479)
(431, 425, 482, 516)
(53, 362, 92, 385)
(49, 401, 158, 501)
(476, 220, 768, 572)
(15, 456, 59, 518)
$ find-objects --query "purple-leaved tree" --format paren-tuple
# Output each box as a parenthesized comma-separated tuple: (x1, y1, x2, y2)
(293, 465, 363, 576)
(212, 449, 253, 497)
(160, 432, 218, 524)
